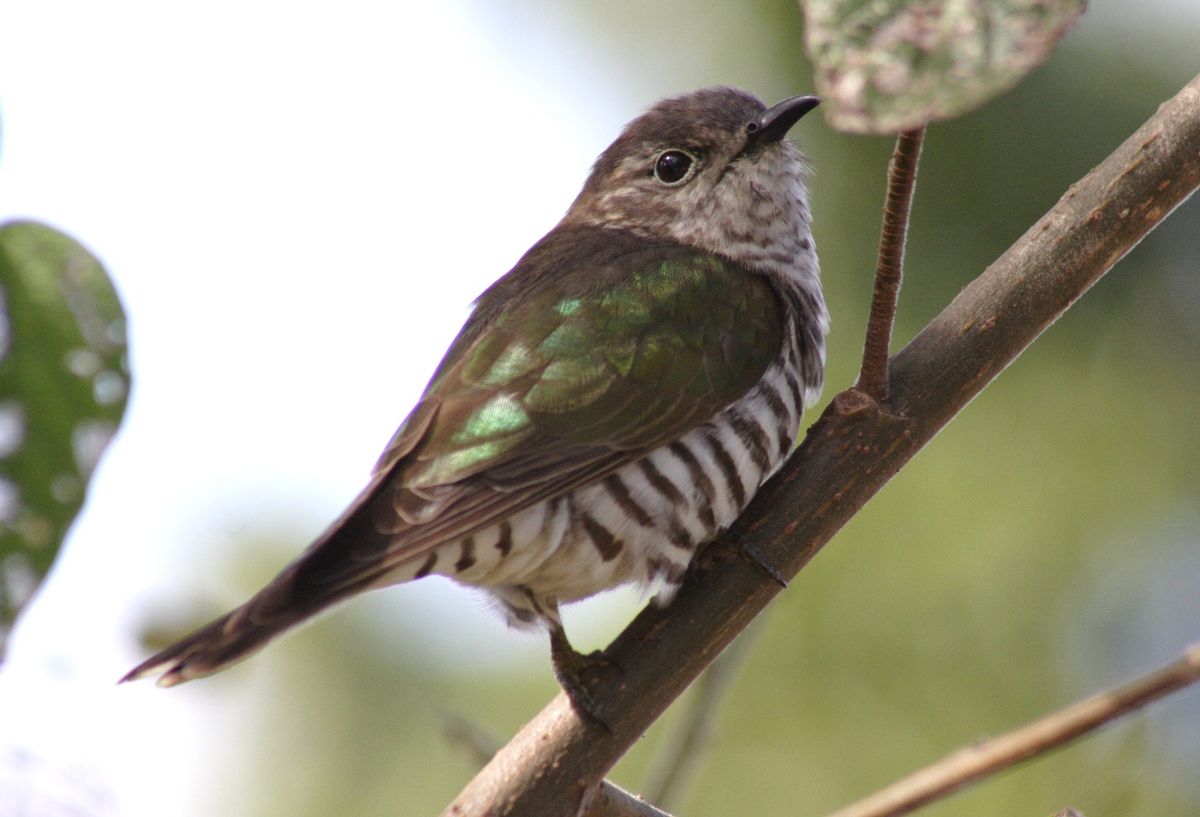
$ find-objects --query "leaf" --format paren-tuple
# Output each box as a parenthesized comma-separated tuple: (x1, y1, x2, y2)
(801, 0, 1087, 133)
(0, 221, 130, 649)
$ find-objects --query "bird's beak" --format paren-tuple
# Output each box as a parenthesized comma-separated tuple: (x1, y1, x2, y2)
(745, 95, 820, 150)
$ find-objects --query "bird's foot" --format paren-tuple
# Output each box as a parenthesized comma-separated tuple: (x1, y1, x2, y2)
(549, 626, 622, 733)
(738, 538, 789, 589)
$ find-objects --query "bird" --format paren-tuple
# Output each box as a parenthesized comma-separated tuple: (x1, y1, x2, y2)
(122, 87, 828, 719)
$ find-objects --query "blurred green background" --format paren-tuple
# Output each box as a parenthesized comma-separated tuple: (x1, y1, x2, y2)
(6, 1, 1199, 816)
(203, 3, 1199, 816)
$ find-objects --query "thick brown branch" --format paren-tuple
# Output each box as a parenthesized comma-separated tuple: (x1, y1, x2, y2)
(443, 73, 1200, 817)
(858, 126, 926, 400)
(824, 642, 1200, 817)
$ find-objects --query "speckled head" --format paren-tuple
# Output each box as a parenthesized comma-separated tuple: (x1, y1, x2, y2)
(565, 87, 821, 275)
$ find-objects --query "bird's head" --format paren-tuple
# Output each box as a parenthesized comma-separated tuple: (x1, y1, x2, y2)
(566, 87, 820, 271)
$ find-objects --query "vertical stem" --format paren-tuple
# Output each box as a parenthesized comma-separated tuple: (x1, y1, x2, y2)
(641, 620, 764, 810)
(856, 126, 926, 401)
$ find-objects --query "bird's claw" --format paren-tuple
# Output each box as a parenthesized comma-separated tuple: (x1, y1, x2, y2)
(549, 628, 622, 733)
(739, 540, 789, 588)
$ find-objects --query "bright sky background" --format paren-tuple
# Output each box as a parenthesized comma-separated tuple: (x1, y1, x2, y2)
(0, 2, 645, 814)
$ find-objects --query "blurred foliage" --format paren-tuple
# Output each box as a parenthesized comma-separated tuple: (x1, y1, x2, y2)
(800, 0, 1085, 133)
(162, 2, 1199, 816)
(0, 221, 130, 654)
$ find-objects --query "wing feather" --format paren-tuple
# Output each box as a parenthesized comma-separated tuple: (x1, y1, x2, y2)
(309, 226, 786, 589)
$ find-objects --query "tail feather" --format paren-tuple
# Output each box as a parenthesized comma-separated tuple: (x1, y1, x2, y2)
(120, 561, 392, 687)
(122, 475, 401, 687)
(120, 606, 277, 687)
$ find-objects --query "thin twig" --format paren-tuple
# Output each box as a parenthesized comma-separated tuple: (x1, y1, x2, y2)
(857, 126, 926, 401)
(442, 712, 672, 816)
(442, 712, 503, 768)
(585, 783, 675, 817)
(642, 620, 764, 809)
(824, 643, 1200, 817)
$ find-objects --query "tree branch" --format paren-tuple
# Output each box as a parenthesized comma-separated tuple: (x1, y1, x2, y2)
(857, 127, 925, 400)
(442, 713, 676, 817)
(442, 73, 1200, 817)
(824, 642, 1200, 817)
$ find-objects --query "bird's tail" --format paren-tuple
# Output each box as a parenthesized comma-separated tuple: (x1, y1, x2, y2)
(120, 603, 280, 687)
(119, 555, 384, 687)
(121, 475, 403, 687)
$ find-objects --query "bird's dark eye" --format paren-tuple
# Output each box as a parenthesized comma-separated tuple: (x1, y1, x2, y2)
(653, 149, 696, 186)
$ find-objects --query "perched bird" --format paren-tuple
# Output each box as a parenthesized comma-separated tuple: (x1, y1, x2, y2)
(123, 87, 827, 715)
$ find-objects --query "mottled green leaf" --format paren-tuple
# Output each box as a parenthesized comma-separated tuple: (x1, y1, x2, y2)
(801, 0, 1086, 133)
(0, 221, 130, 648)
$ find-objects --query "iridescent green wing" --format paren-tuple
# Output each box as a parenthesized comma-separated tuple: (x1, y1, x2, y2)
(373, 227, 783, 531)
(284, 228, 788, 591)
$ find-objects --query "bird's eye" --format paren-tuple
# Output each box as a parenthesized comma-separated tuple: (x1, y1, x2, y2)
(652, 149, 696, 186)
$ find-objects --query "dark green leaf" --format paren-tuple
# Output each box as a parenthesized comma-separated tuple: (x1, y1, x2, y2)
(0, 221, 130, 647)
